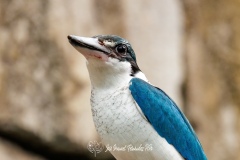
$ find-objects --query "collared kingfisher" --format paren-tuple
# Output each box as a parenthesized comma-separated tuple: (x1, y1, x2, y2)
(67, 35, 207, 160)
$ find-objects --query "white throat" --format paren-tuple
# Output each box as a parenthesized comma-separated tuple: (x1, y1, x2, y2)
(86, 58, 132, 91)
(86, 58, 148, 91)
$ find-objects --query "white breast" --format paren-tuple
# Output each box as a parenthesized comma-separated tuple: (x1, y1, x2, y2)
(90, 84, 184, 160)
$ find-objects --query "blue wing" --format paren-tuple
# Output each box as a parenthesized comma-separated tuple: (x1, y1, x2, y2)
(129, 78, 207, 160)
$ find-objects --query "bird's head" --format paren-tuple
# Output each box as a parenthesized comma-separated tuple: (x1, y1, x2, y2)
(67, 35, 147, 89)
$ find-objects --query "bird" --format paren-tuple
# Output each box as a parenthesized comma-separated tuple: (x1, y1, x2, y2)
(67, 34, 207, 160)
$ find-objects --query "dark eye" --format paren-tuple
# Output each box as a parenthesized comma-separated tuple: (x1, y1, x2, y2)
(116, 45, 127, 55)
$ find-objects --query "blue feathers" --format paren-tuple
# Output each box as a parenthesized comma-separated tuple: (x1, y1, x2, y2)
(129, 78, 207, 160)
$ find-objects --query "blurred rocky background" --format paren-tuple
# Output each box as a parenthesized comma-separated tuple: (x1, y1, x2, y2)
(0, 0, 239, 160)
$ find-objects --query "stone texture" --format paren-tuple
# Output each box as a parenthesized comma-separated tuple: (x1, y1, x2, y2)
(0, 0, 187, 159)
(183, 0, 240, 159)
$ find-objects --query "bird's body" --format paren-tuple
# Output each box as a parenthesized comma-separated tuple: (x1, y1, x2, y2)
(89, 59, 183, 160)
(68, 35, 207, 160)
(91, 84, 183, 160)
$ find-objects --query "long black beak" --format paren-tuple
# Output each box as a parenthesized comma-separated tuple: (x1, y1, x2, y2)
(67, 35, 109, 54)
